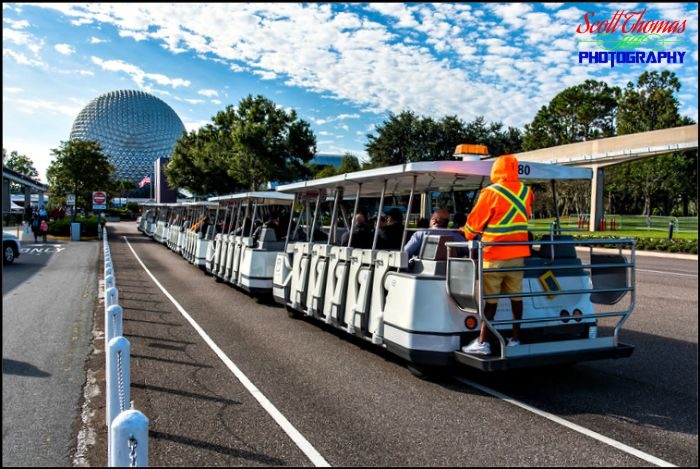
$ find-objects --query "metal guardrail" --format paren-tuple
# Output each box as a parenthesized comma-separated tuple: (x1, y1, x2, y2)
(103, 228, 149, 467)
(445, 237, 636, 358)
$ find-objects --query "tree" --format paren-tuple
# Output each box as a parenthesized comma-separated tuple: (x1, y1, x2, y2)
(609, 70, 687, 217)
(521, 80, 619, 218)
(3, 149, 40, 193)
(166, 95, 316, 193)
(110, 179, 136, 204)
(165, 126, 241, 196)
(522, 80, 618, 151)
(337, 153, 361, 174)
(225, 95, 316, 190)
(46, 139, 114, 215)
(365, 112, 521, 167)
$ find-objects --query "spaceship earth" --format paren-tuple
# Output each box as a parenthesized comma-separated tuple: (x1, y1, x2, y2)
(69, 89, 185, 182)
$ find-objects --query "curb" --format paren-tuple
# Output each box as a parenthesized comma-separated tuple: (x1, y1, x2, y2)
(575, 246, 698, 260)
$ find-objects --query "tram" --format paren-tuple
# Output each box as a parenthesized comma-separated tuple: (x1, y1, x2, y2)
(207, 192, 294, 296)
(273, 160, 636, 374)
(178, 202, 218, 268)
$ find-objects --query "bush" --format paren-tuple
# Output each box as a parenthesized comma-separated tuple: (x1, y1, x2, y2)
(47, 215, 106, 237)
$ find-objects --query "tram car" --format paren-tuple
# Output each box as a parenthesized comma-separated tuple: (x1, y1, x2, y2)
(272, 159, 635, 374)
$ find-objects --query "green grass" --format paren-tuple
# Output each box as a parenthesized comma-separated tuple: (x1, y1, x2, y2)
(530, 218, 697, 240)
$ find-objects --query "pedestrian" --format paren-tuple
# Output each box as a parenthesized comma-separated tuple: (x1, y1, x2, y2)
(460, 154, 534, 355)
(31, 213, 41, 243)
(39, 219, 49, 243)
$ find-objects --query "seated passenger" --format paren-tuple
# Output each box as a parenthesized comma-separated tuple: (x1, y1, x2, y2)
(452, 212, 466, 229)
(340, 213, 373, 249)
(403, 208, 466, 258)
(252, 214, 283, 242)
(378, 208, 404, 250)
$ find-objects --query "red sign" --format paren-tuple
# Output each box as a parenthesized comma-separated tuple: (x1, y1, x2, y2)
(93, 192, 107, 204)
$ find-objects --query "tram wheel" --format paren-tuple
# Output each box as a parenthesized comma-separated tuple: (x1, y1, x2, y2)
(406, 363, 448, 381)
(286, 305, 302, 319)
(214, 275, 224, 283)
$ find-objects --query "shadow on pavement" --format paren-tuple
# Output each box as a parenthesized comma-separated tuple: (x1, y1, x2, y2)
(2, 358, 52, 377)
(148, 430, 288, 466)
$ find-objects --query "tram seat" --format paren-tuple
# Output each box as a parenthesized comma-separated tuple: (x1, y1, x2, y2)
(534, 235, 577, 260)
(256, 228, 286, 251)
(419, 235, 452, 261)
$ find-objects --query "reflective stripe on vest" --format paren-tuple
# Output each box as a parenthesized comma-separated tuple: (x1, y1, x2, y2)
(482, 183, 530, 236)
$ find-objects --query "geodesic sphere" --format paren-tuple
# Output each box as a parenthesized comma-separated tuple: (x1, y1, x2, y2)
(70, 89, 185, 182)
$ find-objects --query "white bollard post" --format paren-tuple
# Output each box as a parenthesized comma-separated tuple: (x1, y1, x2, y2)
(110, 408, 149, 467)
(105, 304, 123, 344)
(106, 336, 130, 427)
(105, 274, 115, 290)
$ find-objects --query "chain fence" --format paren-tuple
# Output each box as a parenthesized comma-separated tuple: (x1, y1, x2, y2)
(102, 227, 149, 467)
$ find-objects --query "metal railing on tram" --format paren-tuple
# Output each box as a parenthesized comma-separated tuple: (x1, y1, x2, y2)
(445, 237, 636, 358)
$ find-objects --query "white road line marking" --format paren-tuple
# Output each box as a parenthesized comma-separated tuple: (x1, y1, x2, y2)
(637, 269, 697, 278)
(123, 236, 330, 467)
(453, 376, 676, 467)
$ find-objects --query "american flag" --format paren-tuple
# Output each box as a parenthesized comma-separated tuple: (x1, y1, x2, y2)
(138, 176, 152, 188)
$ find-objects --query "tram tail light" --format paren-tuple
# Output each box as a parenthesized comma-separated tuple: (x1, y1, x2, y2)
(573, 309, 583, 322)
(560, 309, 570, 323)
(465, 316, 478, 330)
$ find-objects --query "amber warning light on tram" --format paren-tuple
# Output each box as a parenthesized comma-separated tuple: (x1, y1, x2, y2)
(454, 144, 489, 161)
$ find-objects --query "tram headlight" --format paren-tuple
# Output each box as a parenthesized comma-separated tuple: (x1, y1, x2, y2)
(560, 309, 570, 324)
(465, 316, 478, 330)
(572, 309, 583, 322)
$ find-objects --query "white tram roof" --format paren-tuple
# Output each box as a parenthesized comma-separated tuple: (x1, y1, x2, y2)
(276, 160, 592, 196)
(181, 201, 219, 207)
(208, 191, 295, 204)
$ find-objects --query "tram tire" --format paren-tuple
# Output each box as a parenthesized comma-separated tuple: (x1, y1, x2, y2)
(286, 305, 302, 319)
(406, 363, 448, 381)
(215, 275, 224, 283)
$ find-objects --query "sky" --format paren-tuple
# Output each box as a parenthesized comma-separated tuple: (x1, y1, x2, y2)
(3, 2, 698, 183)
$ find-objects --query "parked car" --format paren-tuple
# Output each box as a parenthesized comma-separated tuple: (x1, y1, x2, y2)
(3, 232, 21, 264)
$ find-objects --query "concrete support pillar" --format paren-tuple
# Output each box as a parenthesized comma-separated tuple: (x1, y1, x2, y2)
(589, 165, 605, 232)
(2, 179, 10, 216)
(38, 192, 45, 208)
(24, 186, 32, 221)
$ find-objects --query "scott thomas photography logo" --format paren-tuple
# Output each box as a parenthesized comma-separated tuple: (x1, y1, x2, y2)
(577, 7, 687, 68)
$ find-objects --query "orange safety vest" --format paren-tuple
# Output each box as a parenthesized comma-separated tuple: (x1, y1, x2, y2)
(463, 181, 533, 262)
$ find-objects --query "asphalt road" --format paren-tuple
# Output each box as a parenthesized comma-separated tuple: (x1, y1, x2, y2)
(89, 222, 697, 466)
(2, 237, 98, 466)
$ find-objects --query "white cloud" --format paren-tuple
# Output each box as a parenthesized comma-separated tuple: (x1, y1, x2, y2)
(4, 96, 82, 117)
(4, 87, 24, 93)
(210, 99, 222, 105)
(4, 18, 30, 29)
(54, 43, 75, 55)
(197, 89, 219, 97)
(336, 113, 360, 120)
(490, 3, 533, 29)
(90, 36, 108, 44)
(91, 56, 190, 88)
(184, 120, 209, 132)
(3, 48, 46, 68)
(542, 3, 564, 10)
(3, 27, 44, 54)
(366, 3, 418, 28)
(20, 3, 697, 129)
